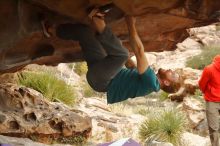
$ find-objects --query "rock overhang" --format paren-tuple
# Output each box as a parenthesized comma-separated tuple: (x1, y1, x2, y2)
(0, 0, 220, 73)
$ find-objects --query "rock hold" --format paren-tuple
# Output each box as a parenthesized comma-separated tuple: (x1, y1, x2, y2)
(0, 83, 92, 144)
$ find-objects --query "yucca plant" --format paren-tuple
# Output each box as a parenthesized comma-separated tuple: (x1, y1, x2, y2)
(139, 108, 187, 145)
(18, 71, 76, 106)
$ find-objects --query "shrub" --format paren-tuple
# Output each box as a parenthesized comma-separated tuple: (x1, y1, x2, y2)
(159, 91, 169, 101)
(82, 83, 97, 97)
(134, 107, 149, 116)
(67, 63, 74, 69)
(57, 135, 87, 145)
(74, 62, 88, 76)
(81, 82, 106, 98)
(18, 71, 76, 106)
(186, 45, 220, 70)
(133, 105, 154, 116)
(139, 108, 187, 145)
(109, 103, 133, 116)
(193, 89, 203, 97)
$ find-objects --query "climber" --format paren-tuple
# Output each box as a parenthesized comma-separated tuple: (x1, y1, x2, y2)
(56, 8, 182, 104)
(199, 55, 220, 146)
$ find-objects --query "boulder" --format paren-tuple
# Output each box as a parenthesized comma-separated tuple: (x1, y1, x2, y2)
(57, 63, 81, 86)
(181, 132, 210, 146)
(189, 25, 220, 46)
(183, 97, 204, 111)
(194, 119, 209, 137)
(0, 83, 92, 144)
(182, 97, 205, 129)
(0, 73, 18, 84)
(177, 38, 202, 52)
(77, 97, 145, 144)
(0, 134, 86, 146)
(152, 43, 202, 70)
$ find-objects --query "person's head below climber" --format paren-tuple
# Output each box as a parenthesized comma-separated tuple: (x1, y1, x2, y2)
(157, 68, 182, 93)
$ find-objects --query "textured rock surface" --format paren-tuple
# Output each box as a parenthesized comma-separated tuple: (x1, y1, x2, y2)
(77, 97, 146, 145)
(0, 83, 91, 144)
(151, 40, 202, 70)
(0, 135, 72, 146)
(190, 25, 220, 46)
(182, 97, 205, 129)
(0, 0, 220, 73)
(181, 132, 210, 146)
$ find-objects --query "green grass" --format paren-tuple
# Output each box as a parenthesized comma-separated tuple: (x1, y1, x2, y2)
(18, 71, 76, 106)
(74, 62, 88, 76)
(56, 135, 87, 145)
(109, 102, 133, 116)
(186, 45, 220, 70)
(193, 89, 203, 97)
(81, 82, 106, 98)
(134, 107, 149, 116)
(67, 63, 74, 69)
(82, 83, 97, 97)
(139, 108, 187, 145)
(159, 91, 169, 101)
(192, 89, 205, 107)
(67, 62, 88, 76)
(133, 105, 154, 116)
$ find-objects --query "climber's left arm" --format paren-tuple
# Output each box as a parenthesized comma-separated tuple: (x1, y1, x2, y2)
(125, 16, 149, 74)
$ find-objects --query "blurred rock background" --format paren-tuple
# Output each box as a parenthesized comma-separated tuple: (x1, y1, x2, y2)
(0, 24, 220, 146)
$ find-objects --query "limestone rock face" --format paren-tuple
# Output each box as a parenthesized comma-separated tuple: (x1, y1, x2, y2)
(189, 25, 220, 46)
(0, 0, 220, 73)
(182, 97, 205, 129)
(0, 135, 63, 146)
(77, 97, 146, 144)
(0, 83, 91, 144)
(181, 132, 210, 146)
(0, 73, 18, 84)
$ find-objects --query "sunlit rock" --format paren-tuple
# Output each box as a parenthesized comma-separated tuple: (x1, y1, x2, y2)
(0, 83, 91, 144)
